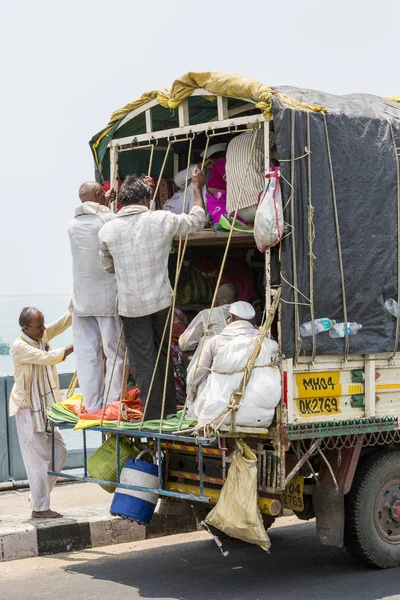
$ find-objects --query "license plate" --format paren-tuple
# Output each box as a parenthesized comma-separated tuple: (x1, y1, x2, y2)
(280, 475, 304, 512)
(296, 397, 341, 418)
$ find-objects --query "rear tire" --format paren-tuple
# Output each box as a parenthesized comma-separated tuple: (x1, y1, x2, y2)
(344, 449, 400, 568)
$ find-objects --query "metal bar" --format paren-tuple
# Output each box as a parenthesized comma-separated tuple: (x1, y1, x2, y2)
(178, 100, 189, 127)
(365, 355, 376, 417)
(110, 114, 265, 149)
(116, 432, 121, 483)
(284, 438, 322, 487)
(198, 442, 204, 498)
(157, 437, 162, 493)
(51, 423, 55, 471)
(52, 422, 216, 444)
(217, 96, 229, 120)
(160, 442, 222, 456)
(145, 109, 153, 133)
(46, 470, 211, 503)
(83, 429, 87, 477)
(167, 470, 224, 486)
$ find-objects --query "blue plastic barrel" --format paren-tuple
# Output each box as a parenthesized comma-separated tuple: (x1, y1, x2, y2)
(110, 454, 159, 525)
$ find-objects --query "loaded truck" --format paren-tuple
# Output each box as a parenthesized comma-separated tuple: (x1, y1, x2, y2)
(51, 72, 400, 568)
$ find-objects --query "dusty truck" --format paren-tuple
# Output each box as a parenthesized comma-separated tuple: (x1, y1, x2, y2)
(51, 72, 400, 568)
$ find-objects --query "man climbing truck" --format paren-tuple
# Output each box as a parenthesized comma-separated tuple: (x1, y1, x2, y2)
(50, 72, 400, 569)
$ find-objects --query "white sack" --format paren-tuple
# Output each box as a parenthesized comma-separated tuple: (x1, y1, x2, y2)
(254, 170, 283, 252)
(194, 335, 281, 428)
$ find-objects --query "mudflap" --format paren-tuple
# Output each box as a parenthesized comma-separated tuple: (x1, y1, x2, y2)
(312, 483, 345, 548)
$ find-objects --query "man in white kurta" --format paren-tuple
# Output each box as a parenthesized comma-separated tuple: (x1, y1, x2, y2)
(69, 181, 125, 413)
(10, 308, 73, 518)
(186, 301, 280, 428)
(179, 283, 238, 367)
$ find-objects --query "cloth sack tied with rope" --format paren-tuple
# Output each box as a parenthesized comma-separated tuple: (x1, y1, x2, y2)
(186, 301, 281, 429)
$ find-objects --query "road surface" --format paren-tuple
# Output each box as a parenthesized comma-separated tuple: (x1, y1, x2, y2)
(1, 518, 400, 599)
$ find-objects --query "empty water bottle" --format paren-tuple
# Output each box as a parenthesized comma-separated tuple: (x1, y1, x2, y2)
(384, 298, 398, 318)
(300, 318, 336, 337)
(329, 322, 362, 338)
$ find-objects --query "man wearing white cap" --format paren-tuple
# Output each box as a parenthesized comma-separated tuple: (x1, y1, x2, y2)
(186, 301, 257, 402)
(163, 143, 227, 215)
(186, 300, 280, 427)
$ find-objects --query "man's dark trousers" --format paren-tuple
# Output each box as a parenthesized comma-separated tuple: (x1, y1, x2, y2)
(121, 307, 177, 420)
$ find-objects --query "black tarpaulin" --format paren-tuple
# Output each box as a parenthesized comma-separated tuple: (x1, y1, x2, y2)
(271, 87, 400, 358)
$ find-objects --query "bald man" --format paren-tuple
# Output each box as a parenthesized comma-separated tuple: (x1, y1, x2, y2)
(68, 181, 125, 412)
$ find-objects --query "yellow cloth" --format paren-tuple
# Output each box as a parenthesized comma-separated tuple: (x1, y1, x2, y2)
(9, 313, 72, 417)
(108, 71, 328, 125)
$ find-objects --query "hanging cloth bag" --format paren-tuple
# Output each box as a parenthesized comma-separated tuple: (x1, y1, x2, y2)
(254, 168, 283, 252)
(204, 441, 270, 551)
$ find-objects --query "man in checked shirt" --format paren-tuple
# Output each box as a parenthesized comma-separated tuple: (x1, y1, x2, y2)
(99, 171, 206, 420)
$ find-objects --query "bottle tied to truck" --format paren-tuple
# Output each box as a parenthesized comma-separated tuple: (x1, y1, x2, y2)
(300, 318, 336, 337)
(329, 322, 362, 338)
(384, 298, 399, 318)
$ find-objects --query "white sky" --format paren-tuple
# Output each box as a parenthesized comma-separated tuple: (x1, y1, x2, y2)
(0, 0, 398, 295)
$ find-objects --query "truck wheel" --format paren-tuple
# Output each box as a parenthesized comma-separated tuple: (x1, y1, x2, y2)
(344, 449, 400, 568)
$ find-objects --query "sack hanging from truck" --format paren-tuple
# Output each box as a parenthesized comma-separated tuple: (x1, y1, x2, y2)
(254, 168, 283, 252)
(204, 441, 270, 551)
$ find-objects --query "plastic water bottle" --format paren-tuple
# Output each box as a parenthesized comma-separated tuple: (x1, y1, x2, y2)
(300, 318, 335, 337)
(329, 322, 362, 338)
(384, 298, 398, 318)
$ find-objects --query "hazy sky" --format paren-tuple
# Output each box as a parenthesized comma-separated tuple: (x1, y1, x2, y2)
(0, 0, 398, 295)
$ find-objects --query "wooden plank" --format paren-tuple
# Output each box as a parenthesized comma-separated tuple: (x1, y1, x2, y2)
(173, 230, 255, 248)
(178, 100, 190, 127)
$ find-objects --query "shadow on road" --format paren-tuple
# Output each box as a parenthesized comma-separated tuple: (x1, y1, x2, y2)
(65, 521, 400, 600)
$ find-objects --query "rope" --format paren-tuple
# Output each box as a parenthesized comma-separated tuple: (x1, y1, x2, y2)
(147, 142, 155, 177)
(177, 127, 261, 430)
(156, 138, 197, 433)
(323, 113, 349, 360)
(390, 122, 400, 360)
(116, 346, 129, 429)
(66, 371, 78, 399)
(290, 111, 301, 363)
(306, 113, 316, 363)
(150, 141, 171, 211)
(202, 288, 281, 436)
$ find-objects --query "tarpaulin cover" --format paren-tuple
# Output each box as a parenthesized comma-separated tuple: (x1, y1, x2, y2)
(272, 87, 400, 357)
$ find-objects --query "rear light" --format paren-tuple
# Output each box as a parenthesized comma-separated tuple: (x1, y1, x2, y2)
(283, 371, 288, 406)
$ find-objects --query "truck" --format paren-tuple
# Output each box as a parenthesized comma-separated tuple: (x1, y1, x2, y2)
(51, 72, 400, 569)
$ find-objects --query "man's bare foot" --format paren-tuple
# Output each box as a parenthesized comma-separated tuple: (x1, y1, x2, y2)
(31, 509, 63, 519)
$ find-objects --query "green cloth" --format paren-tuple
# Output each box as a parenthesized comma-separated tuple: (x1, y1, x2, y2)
(47, 405, 196, 432)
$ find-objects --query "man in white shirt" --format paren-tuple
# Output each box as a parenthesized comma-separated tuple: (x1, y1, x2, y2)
(186, 301, 280, 428)
(179, 283, 238, 366)
(69, 182, 125, 413)
(99, 171, 206, 420)
(10, 308, 73, 518)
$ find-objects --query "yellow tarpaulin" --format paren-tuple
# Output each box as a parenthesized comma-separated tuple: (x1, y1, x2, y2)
(109, 71, 328, 125)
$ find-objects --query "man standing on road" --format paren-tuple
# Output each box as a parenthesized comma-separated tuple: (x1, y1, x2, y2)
(99, 171, 206, 420)
(69, 182, 126, 413)
(9, 308, 74, 519)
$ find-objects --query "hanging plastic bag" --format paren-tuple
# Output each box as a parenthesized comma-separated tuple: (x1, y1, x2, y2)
(254, 168, 283, 252)
(204, 441, 270, 551)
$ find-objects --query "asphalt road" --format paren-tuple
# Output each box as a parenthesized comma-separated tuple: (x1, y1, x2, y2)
(1, 519, 400, 600)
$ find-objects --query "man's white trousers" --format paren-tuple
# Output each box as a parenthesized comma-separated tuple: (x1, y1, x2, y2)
(72, 315, 125, 413)
(15, 409, 67, 512)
